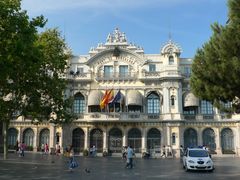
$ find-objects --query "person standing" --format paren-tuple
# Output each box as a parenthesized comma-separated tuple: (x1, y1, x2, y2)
(44, 143, 49, 154)
(126, 146, 134, 169)
(20, 142, 26, 157)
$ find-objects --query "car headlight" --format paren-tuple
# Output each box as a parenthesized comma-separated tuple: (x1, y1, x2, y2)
(206, 160, 212, 164)
(188, 160, 195, 163)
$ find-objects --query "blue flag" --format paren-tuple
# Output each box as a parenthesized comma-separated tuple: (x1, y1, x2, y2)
(109, 90, 121, 105)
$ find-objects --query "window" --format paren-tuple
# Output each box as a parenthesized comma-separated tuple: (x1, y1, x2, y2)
(77, 67, 84, 73)
(201, 100, 213, 114)
(169, 56, 174, 65)
(171, 95, 175, 106)
(183, 107, 197, 115)
(104, 66, 113, 77)
(74, 94, 85, 113)
(172, 133, 176, 145)
(149, 64, 156, 72)
(184, 66, 191, 77)
(147, 93, 160, 114)
(119, 65, 128, 77)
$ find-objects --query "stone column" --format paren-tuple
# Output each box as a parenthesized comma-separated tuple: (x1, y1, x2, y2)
(33, 127, 38, 152)
(84, 127, 90, 150)
(163, 87, 170, 114)
(215, 128, 222, 155)
(103, 127, 108, 152)
(17, 127, 22, 142)
(122, 127, 127, 147)
(141, 128, 147, 152)
(197, 127, 202, 146)
(166, 125, 171, 146)
(49, 124, 56, 149)
(177, 84, 183, 114)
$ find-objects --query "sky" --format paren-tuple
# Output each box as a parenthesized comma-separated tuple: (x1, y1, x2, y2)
(22, 0, 228, 58)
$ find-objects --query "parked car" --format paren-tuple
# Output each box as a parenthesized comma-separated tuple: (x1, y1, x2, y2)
(182, 148, 214, 172)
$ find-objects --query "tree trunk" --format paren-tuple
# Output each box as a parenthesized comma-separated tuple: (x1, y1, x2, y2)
(3, 121, 9, 160)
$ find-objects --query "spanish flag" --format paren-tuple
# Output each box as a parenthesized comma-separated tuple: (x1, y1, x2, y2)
(100, 89, 114, 109)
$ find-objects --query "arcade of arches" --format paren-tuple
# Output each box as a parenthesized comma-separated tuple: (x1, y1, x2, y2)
(7, 123, 237, 156)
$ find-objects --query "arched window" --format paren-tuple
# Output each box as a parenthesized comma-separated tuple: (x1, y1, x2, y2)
(39, 129, 50, 147)
(171, 95, 175, 106)
(172, 133, 176, 145)
(8, 128, 18, 147)
(23, 128, 34, 146)
(169, 56, 174, 65)
(147, 92, 160, 114)
(74, 93, 85, 114)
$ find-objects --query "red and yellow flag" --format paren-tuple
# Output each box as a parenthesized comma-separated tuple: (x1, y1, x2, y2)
(100, 89, 113, 109)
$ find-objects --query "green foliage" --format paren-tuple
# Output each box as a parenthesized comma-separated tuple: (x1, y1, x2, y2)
(190, 0, 240, 112)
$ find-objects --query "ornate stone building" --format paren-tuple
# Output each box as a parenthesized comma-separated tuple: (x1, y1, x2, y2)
(8, 28, 240, 157)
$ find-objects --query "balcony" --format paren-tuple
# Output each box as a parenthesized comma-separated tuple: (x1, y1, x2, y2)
(66, 72, 92, 82)
(75, 112, 163, 122)
(95, 72, 137, 81)
(139, 70, 182, 81)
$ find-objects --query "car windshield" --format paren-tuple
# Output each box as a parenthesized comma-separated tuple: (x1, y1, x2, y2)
(189, 150, 208, 157)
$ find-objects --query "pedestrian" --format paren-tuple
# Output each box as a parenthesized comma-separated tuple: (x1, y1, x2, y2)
(125, 145, 134, 169)
(44, 143, 49, 154)
(55, 143, 61, 156)
(20, 142, 26, 157)
(68, 147, 78, 172)
(161, 145, 166, 158)
(92, 145, 96, 157)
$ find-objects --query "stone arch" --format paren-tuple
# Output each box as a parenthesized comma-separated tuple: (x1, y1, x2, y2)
(221, 128, 234, 153)
(184, 128, 198, 148)
(8, 128, 18, 148)
(108, 127, 123, 153)
(39, 128, 50, 147)
(23, 128, 34, 147)
(127, 128, 142, 153)
(147, 128, 161, 150)
(72, 128, 85, 152)
(202, 128, 216, 152)
(90, 128, 103, 152)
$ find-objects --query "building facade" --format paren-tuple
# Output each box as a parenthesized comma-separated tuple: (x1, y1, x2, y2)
(8, 28, 240, 157)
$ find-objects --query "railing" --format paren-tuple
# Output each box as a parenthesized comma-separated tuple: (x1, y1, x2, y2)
(140, 70, 182, 80)
(95, 72, 137, 81)
(66, 72, 92, 81)
(76, 112, 162, 121)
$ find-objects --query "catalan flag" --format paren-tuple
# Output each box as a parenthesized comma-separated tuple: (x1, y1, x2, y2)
(100, 89, 113, 109)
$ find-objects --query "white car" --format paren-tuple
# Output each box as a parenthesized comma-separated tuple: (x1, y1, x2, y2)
(182, 148, 214, 172)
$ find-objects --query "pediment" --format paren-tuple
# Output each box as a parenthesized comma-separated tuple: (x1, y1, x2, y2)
(87, 48, 146, 68)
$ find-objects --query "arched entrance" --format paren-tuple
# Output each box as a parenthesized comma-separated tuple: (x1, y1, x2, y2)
(202, 128, 216, 152)
(147, 128, 161, 150)
(128, 128, 142, 153)
(72, 128, 85, 152)
(8, 128, 18, 149)
(23, 128, 34, 149)
(184, 128, 198, 148)
(221, 128, 234, 154)
(39, 129, 50, 147)
(90, 128, 103, 152)
(108, 128, 122, 153)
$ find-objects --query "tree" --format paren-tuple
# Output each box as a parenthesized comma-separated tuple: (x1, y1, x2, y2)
(190, 0, 240, 112)
(0, 0, 73, 159)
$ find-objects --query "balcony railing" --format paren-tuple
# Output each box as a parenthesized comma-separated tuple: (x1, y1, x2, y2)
(95, 72, 137, 81)
(75, 112, 162, 121)
(65, 72, 92, 81)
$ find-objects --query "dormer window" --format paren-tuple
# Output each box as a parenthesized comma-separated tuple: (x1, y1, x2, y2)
(169, 56, 174, 65)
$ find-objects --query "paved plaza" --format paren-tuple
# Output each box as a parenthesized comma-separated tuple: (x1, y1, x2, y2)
(0, 153, 240, 180)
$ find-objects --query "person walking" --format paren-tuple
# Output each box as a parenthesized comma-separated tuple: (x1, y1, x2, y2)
(68, 147, 78, 172)
(125, 145, 134, 169)
(20, 142, 26, 157)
